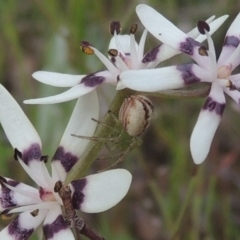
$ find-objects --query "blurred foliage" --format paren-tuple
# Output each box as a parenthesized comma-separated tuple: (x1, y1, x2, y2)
(1, 0, 240, 239)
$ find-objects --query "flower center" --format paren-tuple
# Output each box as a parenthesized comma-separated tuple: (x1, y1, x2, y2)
(39, 187, 56, 202)
(217, 65, 232, 79)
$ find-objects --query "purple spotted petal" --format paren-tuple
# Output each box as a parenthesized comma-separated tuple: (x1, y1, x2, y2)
(0, 210, 47, 240)
(136, 4, 208, 67)
(118, 64, 212, 92)
(43, 205, 75, 240)
(218, 12, 240, 66)
(32, 71, 85, 87)
(0, 85, 42, 158)
(0, 177, 40, 211)
(70, 169, 132, 213)
(24, 70, 114, 105)
(51, 91, 99, 182)
(190, 83, 225, 164)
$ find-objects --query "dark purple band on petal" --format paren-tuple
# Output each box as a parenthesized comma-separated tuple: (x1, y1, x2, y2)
(179, 37, 201, 56)
(203, 97, 225, 116)
(21, 143, 42, 165)
(142, 45, 160, 63)
(0, 179, 19, 208)
(177, 64, 201, 85)
(71, 178, 87, 210)
(52, 146, 78, 173)
(81, 72, 105, 87)
(223, 36, 240, 47)
(43, 215, 68, 239)
(8, 215, 34, 239)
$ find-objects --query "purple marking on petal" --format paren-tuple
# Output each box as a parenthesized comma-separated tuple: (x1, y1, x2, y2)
(71, 178, 87, 210)
(179, 37, 202, 56)
(52, 146, 78, 173)
(80, 72, 105, 87)
(177, 64, 201, 85)
(203, 97, 225, 115)
(8, 215, 34, 239)
(223, 36, 240, 47)
(43, 214, 68, 239)
(21, 143, 42, 165)
(0, 179, 19, 208)
(142, 45, 160, 63)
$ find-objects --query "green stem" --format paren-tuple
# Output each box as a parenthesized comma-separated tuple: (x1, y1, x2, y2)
(170, 176, 197, 240)
(65, 89, 134, 183)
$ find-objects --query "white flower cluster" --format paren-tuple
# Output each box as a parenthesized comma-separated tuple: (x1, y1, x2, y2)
(1, 3, 240, 240)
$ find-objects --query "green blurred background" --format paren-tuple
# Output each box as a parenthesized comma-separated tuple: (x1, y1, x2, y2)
(1, 0, 240, 239)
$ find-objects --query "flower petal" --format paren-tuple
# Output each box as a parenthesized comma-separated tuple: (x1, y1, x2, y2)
(43, 205, 75, 240)
(0, 177, 40, 211)
(32, 71, 85, 87)
(24, 71, 114, 105)
(51, 91, 99, 182)
(218, 12, 240, 66)
(118, 64, 212, 91)
(224, 87, 240, 105)
(136, 4, 207, 67)
(70, 169, 132, 213)
(0, 85, 42, 156)
(190, 84, 225, 164)
(0, 210, 47, 240)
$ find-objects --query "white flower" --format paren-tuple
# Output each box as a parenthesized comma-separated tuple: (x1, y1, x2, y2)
(0, 85, 132, 240)
(119, 4, 240, 164)
(24, 15, 224, 105)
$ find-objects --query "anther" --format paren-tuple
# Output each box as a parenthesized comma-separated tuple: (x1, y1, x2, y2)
(54, 180, 63, 193)
(40, 155, 49, 163)
(14, 148, 22, 161)
(1, 210, 14, 220)
(197, 20, 210, 35)
(108, 49, 118, 57)
(80, 41, 94, 55)
(110, 21, 121, 35)
(130, 23, 138, 34)
(30, 209, 39, 217)
(198, 46, 208, 56)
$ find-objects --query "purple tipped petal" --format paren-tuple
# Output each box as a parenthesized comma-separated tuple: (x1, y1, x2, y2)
(43, 205, 74, 240)
(23, 84, 94, 105)
(0, 85, 42, 155)
(190, 84, 225, 164)
(32, 71, 85, 87)
(51, 91, 99, 181)
(0, 177, 40, 211)
(218, 12, 240, 66)
(118, 64, 211, 92)
(70, 169, 132, 213)
(0, 210, 47, 240)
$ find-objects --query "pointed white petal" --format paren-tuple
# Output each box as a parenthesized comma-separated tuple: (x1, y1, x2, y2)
(25, 71, 114, 105)
(24, 84, 93, 104)
(190, 84, 225, 164)
(43, 205, 75, 240)
(136, 4, 207, 67)
(0, 210, 47, 240)
(32, 71, 85, 87)
(0, 177, 40, 211)
(118, 64, 212, 92)
(51, 90, 99, 181)
(109, 34, 138, 55)
(0, 85, 42, 153)
(70, 169, 132, 213)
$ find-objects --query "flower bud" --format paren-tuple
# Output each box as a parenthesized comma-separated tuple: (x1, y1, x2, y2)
(119, 95, 153, 137)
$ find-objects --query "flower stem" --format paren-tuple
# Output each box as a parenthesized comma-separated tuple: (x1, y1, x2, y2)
(65, 88, 134, 183)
